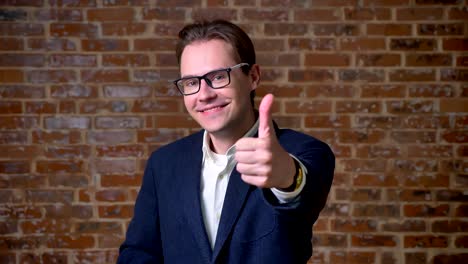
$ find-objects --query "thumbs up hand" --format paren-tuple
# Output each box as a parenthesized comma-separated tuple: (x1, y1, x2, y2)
(234, 94, 296, 189)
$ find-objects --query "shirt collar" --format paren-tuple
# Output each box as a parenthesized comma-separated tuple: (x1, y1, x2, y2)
(202, 118, 259, 159)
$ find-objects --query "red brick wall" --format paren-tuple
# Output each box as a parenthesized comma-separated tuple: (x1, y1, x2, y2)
(1, 1, 467, 263)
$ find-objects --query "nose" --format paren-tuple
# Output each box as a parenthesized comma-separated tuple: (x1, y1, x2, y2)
(197, 79, 216, 101)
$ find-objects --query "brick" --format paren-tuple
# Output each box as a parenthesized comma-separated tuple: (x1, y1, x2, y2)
(0, 38, 24, 50)
(257, 53, 300, 67)
(396, 8, 443, 20)
(0, 237, 43, 250)
(0, 23, 44, 36)
(192, 8, 238, 21)
(95, 159, 136, 174)
(28, 38, 77, 51)
(49, 0, 97, 6)
(0, 69, 24, 83)
(95, 189, 127, 202)
(442, 130, 468, 143)
(332, 219, 378, 232)
(0, 131, 28, 144)
(361, 84, 406, 98)
(44, 204, 93, 219)
(314, 24, 360, 36)
(34, 8, 83, 21)
(132, 99, 179, 113)
(33, 130, 81, 144)
(340, 38, 386, 51)
(388, 189, 433, 201)
(79, 100, 128, 114)
(103, 54, 150, 66)
(102, 22, 147, 36)
(357, 54, 401, 67)
(101, 174, 142, 187)
(27, 70, 77, 83)
(103, 0, 149, 5)
(441, 68, 468, 81)
(432, 220, 468, 233)
(312, 234, 347, 247)
(457, 55, 468, 66)
(88, 8, 134, 21)
(288, 69, 334, 82)
(336, 101, 381, 113)
(432, 254, 468, 264)
(339, 69, 385, 82)
(253, 39, 285, 51)
(391, 131, 436, 143)
(0, 101, 22, 114)
(330, 251, 376, 264)
(353, 173, 398, 187)
(95, 116, 143, 129)
(154, 115, 199, 128)
(408, 84, 455, 97)
(440, 99, 468, 112)
(401, 115, 451, 129)
(449, 7, 468, 19)
(44, 145, 90, 159)
(356, 145, 401, 158)
(45, 116, 90, 129)
(81, 69, 129, 83)
(75, 221, 122, 234)
(0, 205, 42, 219)
(344, 8, 391, 20)
(338, 130, 384, 144)
(391, 38, 437, 50)
(0, 9, 27, 21)
(352, 234, 397, 247)
(49, 174, 88, 187)
(415, 0, 462, 4)
(49, 54, 96, 67)
(383, 220, 426, 232)
(404, 235, 448, 248)
(387, 100, 434, 114)
(36, 160, 84, 174)
(289, 38, 336, 51)
(51, 84, 97, 98)
(353, 204, 399, 217)
(82, 39, 129, 51)
(305, 84, 355, 98)
(50, 23, 97, 37)
(436, 190, 468, 202)
(367, 24, 412, 36)
(242, 9, 288, 21)
(25, 101, 57, 113)
(283, 99, 331, 113)
(264, 23, 308, 36)
(343, 159, 387, 172)
(444, 38, 468, 50)
(294, 9, 340, 21)
(261, 0, 309, 7)
(305, 54, 350, 67)
(0, 54, 44, 67)
(96, 145, 144, 158)
(0, 146, 39, 159)
(134, 38, 177, 51)
(99, 205, 133, 218)
(406, 253, 427, 264)
(404, 204, 449, 217)
(389, 69, 436, 82)
(21, 219, 70, 234)
(142, 7, 185, 20)
(87, 131, 135, 144)
(0, 116, 38, 129)
(47, 235, 94, 249)
(304, 115, 350, 128)
(418, 23, 465, 36)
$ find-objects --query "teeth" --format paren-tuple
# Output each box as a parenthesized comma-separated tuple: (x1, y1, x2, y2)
(203, 106, 222, 112)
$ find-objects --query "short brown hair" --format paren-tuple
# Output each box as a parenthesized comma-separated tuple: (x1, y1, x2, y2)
(175, 20, 256, 105)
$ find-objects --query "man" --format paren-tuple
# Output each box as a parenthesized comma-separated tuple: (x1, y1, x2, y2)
(118, 19, 335, 263)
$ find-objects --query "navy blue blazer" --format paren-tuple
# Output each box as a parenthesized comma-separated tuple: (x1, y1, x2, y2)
(118, 126, 335, 264)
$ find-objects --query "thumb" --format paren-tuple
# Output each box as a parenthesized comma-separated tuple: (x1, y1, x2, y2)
(258, 93, 275, 138)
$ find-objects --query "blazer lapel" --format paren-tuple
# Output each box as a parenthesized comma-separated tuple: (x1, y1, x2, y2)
(180, 132, 212, 261)
(212, 168, 252, 260)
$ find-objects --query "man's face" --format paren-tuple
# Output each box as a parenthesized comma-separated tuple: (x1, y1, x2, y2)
(179, 39, 257, 138)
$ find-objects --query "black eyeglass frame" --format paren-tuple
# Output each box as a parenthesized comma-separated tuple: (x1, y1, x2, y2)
(173, 63, 250, 96)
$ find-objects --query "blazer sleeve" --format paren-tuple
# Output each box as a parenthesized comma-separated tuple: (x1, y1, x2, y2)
(117, 154, 164, 263)
(263, 134, 335, 222)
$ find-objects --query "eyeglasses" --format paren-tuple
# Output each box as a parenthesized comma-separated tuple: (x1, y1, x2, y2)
(173, 63, 250, 96)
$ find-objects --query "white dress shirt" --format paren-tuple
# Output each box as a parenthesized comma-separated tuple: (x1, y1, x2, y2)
(200, 119, 307, 248)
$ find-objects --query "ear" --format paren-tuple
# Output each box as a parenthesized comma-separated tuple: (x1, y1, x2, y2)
(249, 64, 261, 91)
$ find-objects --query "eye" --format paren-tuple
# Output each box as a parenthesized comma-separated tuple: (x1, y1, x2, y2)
(209, 71, 227, 82)
(183, 78, 198, 87)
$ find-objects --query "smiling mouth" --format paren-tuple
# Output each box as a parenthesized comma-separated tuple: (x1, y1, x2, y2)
(199, 104, 227, 113)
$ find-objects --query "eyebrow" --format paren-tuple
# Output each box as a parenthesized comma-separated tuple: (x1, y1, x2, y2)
(180, 66, 228, 79)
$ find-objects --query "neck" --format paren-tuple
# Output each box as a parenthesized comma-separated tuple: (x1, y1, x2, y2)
(208, 110, 257, 154)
